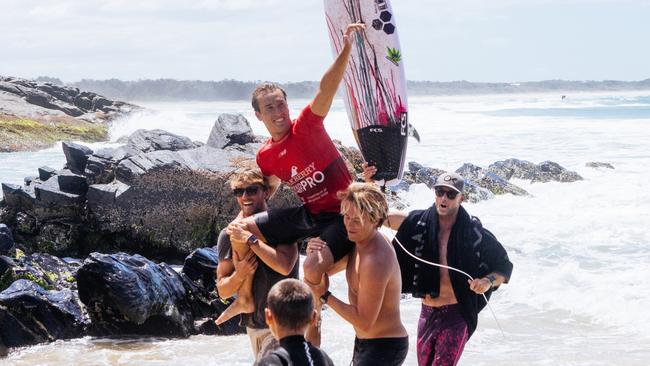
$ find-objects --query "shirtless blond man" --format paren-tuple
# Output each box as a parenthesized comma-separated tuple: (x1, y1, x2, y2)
(308, 182, 408, 366)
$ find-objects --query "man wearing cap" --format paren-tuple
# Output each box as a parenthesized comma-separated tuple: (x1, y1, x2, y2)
(364, 168, 513, 366)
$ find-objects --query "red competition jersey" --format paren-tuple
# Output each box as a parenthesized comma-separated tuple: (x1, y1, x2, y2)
(256, 105, 352, 214)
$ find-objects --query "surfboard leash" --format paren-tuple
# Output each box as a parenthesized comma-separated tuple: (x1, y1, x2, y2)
(388, 227, 506, 339)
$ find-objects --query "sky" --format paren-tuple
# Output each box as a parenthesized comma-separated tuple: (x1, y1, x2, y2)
(1, 0, 649, 83)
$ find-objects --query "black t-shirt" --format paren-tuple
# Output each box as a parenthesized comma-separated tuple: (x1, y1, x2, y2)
(255, 335, 335, 366)
(216, 229, 299, 329)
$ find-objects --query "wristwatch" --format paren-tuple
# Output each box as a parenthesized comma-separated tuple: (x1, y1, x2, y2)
(247, 234, 259, 246)
(320, 290, 332, 304)
(486, 274, 497, 288)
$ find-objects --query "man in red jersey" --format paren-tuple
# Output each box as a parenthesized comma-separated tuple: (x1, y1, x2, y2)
(219, 23, 365, 345)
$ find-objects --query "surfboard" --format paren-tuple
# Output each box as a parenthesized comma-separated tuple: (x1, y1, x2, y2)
(324, 0, 409, 186)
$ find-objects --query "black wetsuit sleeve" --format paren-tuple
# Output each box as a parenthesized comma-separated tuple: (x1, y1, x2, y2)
(481, 229, 514, 284)
(321, 350, 335, 366)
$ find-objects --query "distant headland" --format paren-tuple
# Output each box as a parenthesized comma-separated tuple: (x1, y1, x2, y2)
(36, 76, 650, 102)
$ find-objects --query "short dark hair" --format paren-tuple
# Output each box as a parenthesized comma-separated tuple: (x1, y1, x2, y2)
(251, 82, 287, 112)
(266, 279, 314, 330)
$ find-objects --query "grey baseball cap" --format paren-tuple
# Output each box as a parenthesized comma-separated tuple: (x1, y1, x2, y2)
(433, 172, 465, 193)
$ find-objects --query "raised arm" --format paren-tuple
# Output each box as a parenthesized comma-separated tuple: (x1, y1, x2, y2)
(310, 23, 365, 117)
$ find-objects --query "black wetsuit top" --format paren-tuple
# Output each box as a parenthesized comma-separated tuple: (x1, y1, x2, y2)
(255, 335, 334, 366)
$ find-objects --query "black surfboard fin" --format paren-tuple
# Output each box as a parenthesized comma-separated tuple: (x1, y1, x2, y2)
(409, 123, 421, 143)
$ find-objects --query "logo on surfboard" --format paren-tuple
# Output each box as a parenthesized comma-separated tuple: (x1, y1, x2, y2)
(386, 47, 402, 66)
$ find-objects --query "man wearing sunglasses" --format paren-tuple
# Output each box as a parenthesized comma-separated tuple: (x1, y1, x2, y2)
(365, 169, 513, 366)
(215, 168, 299, 361)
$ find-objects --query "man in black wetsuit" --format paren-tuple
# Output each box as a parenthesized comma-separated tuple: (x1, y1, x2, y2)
(255, 279, 334, 366)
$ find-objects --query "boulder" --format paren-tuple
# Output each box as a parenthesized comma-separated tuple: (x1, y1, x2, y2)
(182, 247, 219, 293)
(77, 252, 194, 337)
(487, 158, 539, 181)
(127, 129, 195, 153)
(38, 166, 57, 181)
(487, 158, 583, 183)
(57, 170, 89, 195)
(0, 279, 87, 348)
(534, 161, 583, 183)
(207, 114, 257, 149)
(62, 141, 93, 174)
(1, 183, 35, 209)
(455, 164, 530, 198)
(33, 177, 85, 220)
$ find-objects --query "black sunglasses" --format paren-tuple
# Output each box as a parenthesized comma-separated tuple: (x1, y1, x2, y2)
(434, 188, 459, 200)
(233, 185, 263, 197)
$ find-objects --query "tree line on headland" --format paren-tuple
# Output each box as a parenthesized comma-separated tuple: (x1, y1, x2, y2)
(34, 76, 650, 102)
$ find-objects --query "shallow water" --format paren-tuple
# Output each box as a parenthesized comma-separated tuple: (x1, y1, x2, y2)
(1, 91, 650, 365)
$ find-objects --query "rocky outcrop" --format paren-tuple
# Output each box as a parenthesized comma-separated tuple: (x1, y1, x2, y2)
(0, 76, 137, 123)
(1, 116, 301, 261)
(0, 240, 241, 350)
(398, 158, 582, 203)
(0, 75, 140, 152)
(487, 158, 583, 183)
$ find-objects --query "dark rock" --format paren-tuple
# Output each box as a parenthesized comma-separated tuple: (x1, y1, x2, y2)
(84, 155, 115, 185)
(487, 158, 539, 181)
(35, 84, 75, 104)
(415, 167, 446, 188)
(455, 163, 485, 181)
(534, 161, 583, 183)
(207, 114, 257, 149)
(455, 165, 531, 199)
(57, 104, 84, 117)
(0, 81, 24, 95)
(0, 225, 14, 257)
(38, 166, 58, 181)
(57, 170, 89, 195)
(586, 162, 615, 169)
(91, 96, 112, 112)
(408, 161, 425, 173)
(1, 183, 35, 209)
(127, 129, 195, 153)
(77, 252, 194, 337)
(23, 88, 56, 109)
(73, 95, 93, 111)
(335, 140, 364, 175)
(62, 141, 93, 173)
(182, 247, 219, 292)
(2, 252, 79, 292)
(85, 146, 141, 185)
(34, 177, 85, 207)
(0, 279, 87, 348)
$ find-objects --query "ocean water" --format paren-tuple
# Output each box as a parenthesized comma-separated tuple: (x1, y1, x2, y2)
(1, 91, 650, 365)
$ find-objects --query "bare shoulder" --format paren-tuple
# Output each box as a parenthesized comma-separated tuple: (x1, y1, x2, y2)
(360, 236, 396, 274)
